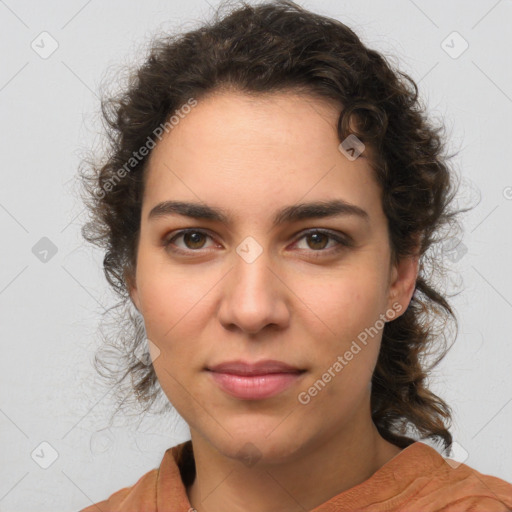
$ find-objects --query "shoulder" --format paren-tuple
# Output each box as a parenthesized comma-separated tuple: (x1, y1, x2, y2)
(429, 460, 512, 510)
(402, 442, 512, 510)
(78, 467, 159, 512)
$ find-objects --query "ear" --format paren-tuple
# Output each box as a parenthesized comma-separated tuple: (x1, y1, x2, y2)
(125, 270, 141, 312)
(386, 252, 419, 319)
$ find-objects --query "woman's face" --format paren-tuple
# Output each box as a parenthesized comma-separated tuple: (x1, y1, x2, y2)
(129, 91, 417, 463)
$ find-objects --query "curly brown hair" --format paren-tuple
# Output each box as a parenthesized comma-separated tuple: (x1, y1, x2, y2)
(80, 0, 471, 451)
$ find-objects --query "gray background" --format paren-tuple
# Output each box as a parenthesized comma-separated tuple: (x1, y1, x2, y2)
(1, 0, 511, 510)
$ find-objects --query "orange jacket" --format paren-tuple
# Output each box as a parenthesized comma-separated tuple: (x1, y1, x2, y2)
(80, 440, 512, 511)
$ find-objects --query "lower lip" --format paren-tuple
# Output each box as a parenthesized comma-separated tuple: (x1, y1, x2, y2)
(208, 371, 304, 400)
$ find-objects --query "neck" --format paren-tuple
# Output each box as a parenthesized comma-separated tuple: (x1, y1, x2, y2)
(186, 409, 402, 512)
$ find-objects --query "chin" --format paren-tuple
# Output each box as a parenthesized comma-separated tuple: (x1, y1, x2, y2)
(205, 424, 309, 467)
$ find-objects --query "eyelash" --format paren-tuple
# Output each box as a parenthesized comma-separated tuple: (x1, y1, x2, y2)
(163, 228, 352, 257)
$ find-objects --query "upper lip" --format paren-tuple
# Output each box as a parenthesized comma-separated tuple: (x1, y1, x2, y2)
(207, 359, 304, 375)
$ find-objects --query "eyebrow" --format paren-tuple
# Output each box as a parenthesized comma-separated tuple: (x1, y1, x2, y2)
(148, 199, 369, 227)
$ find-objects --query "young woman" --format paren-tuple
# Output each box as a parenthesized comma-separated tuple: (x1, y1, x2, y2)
(79, 1, 512, 510)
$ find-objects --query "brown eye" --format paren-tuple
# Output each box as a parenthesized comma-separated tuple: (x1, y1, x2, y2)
(305, 232, 330, 250)
(182, 231, 208, 249)
(294, 229, 351, 255)
(164, 229, 215, 254)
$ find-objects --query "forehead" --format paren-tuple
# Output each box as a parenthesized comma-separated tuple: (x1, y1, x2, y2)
(150, 90, 345, 160)
(142, 90, 382, 225)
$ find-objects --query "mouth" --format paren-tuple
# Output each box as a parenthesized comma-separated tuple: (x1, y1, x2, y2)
(207, 359, 304, 374)
(206, 359, 306, 400)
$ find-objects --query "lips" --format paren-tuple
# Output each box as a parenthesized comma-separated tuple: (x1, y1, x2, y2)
(206, 359, 306, 400)
(207, 359, 304, 375)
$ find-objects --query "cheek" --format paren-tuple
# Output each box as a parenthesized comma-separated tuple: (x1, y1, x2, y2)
(136, 252, 206, 333)
(297, 267, 387, 339)
(135, 285, 197, 380)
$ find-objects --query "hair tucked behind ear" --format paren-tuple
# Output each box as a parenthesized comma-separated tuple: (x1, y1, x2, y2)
(80, 0, 473, 451)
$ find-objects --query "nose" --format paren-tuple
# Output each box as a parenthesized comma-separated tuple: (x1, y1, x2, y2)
(217, 247, 290, 335)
